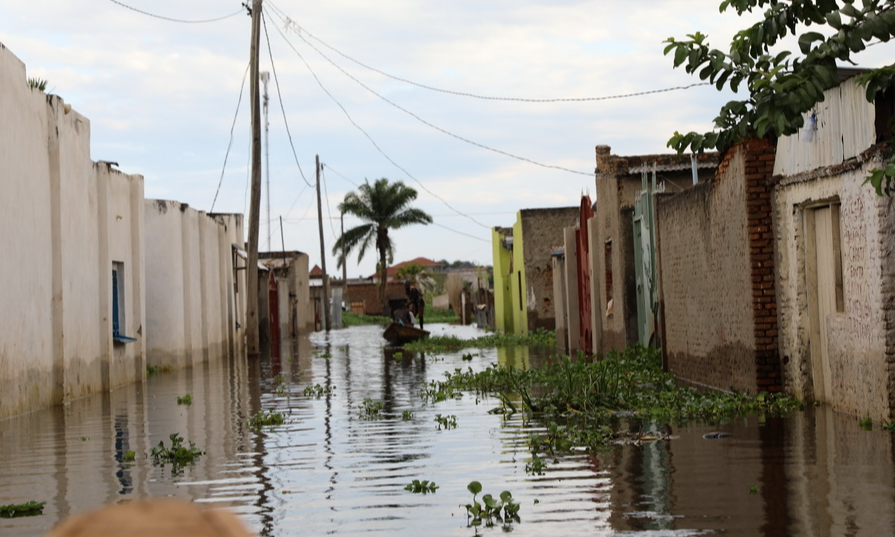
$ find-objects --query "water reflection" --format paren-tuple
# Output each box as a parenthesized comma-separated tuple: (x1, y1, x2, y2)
(1, 325, 895, 536)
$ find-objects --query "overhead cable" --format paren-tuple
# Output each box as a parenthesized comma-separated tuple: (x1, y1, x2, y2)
(267, 16, 492, 230)
(211, 62, 250, 212)
(262, 12, 313, 188)
(107, 0, 243, 24)
(270, 10, 591, 177)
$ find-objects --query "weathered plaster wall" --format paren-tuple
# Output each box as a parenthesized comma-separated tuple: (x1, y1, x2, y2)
(658, 146, 756, 391)
(144, 200, 234, 370)
(551, 253, 568, 353)
(0, 43, 145, 420)
(519, 207, 578, 332)
(563, 226, 580, 352)
(492, 228, 515, 333)
(774, 162, 891, 419)
(0, 43, 57, 419)
(511, 215, 528, 334)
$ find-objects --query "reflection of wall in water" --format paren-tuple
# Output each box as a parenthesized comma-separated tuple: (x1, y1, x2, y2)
(786, 407, 895, 536)
(497, 346, 530, 370)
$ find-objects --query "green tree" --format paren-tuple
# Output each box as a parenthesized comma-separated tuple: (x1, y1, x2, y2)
(333, 178, 433, 312)
(664, 0, 895, 194)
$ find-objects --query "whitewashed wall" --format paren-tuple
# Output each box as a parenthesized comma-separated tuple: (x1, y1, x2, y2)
(144, 201, 236, 369)
(773, 74, 894, 420)
(0, 43, 145, 419)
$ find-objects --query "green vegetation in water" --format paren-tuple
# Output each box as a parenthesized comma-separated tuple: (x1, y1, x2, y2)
(525, 454, 546, 476)
(303, 384, 336, 398)
(404, 479, 438, 494)
(462, 481, 521, 528)
(359, 398, 384, 420)
(149, 433, 204, 473)
(860, 417, 873, 431)
(749, 484, 760, 495)
(342, 311, 392, 326)
(883, 421, 895, 432)
(402, 410, 414, 420)
(434, 414, 457, 430)
(146, 364, 171, 376)
(435, 345, 802, 470)
(249, 409, 286, 427)
(123, 450, 136, 462)
(393, 351, 404, 361)
(405, 328, 555, 353)
(176, 394, 192, 405)
(0, 501, 46, 518)
(419, 379, 462, 403)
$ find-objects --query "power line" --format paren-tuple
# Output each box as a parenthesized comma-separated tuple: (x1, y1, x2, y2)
(271, 10, 591, 177)
(321, 163, 361, 188)
(430, 221, 491, 243)
(274, 13, 713, 104)
(266, 15, 492, 230)
(107, 0, 243, 24)
(262, 12, 313, 188)
(211, 62, 250, 212)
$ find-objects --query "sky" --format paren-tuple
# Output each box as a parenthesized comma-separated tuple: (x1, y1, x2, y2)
(3, 1, 894, 279)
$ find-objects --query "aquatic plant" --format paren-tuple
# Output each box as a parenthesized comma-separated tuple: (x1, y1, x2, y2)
(433, 345, 802, 473)
(525, 454, 546, 476)
(303, 384, 336, 398)
(146, 364, 171, 376)
(393, 351, 404, 361)
(123, 450, 136, 462)
(359, 398, 384, 420)
(176, 394, 192, 405)
(434, 414, 457, 430)
(405, 328, 555, 353)
(402, 410, 414, 420)
(249, 410, 286, 427)
(0, 501, 46, 518)
(462, 481, 521, 528)
(404, 479, 438, 494)
(860, 417, 873, 431)
(149, 433, 204, 472)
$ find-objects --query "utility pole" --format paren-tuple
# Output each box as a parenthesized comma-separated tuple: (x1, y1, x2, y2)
(245, 0, 263, 358)
(341, 211, 347, 285)
(316, 155, 331, 331)
(261, 71, 270, 251)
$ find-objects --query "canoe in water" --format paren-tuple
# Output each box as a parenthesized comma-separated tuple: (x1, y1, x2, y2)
(383, 323, 430, 344)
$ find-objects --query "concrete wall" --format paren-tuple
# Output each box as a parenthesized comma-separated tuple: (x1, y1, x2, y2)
(552, 253, 568, 353)
(0, 43, 145, 420)
(657, 145, 756, 391)
(144, 201, 237, 370)
(563, 226, 580, 352)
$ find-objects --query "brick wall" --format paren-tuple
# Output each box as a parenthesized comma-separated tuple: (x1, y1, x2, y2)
(742, 139, 783, 391)
(658, 139, 781, 392)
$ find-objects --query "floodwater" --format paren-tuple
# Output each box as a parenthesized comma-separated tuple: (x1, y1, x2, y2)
(2, 324, 895, 536)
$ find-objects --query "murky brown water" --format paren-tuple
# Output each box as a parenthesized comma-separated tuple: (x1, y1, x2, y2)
(2, 324, 895, 536)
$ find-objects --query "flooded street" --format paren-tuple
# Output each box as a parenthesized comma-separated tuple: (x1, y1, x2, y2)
(2, 324, 895, 536)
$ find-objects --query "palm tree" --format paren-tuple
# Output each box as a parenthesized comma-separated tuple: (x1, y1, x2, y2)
(333, 178, 433, 313)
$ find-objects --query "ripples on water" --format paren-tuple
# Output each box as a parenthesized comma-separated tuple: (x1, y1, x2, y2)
(2, 324, 895, 536)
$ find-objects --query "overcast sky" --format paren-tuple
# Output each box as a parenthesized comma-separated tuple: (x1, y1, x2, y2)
(3, 1, 893, 278)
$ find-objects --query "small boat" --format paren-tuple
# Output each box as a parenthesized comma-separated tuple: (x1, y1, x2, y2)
(383, 322, 430, 344)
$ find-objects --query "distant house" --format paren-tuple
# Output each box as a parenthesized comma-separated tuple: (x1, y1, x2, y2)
(369, 257, 445, 282)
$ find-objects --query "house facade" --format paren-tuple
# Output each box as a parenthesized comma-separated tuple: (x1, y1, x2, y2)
(771, 74, 895, 419)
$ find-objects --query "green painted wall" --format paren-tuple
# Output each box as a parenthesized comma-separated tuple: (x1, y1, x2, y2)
(491, 228, 514, 333)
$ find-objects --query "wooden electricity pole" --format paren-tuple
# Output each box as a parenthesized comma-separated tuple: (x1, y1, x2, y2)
(245, 0, 263, 357)
(316, 155, 331, 331)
